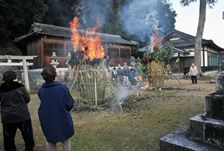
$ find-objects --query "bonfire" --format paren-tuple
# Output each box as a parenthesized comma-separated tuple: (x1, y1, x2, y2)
(68, 17, 116, 107)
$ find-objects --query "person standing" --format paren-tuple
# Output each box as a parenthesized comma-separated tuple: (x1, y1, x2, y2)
(112, 67, 118, 84)
(38, 65, 75, 151)
(129, 67, 137, 88)
(0, 70, 35, 151)
(116, 64, 123, 85)
(122, 63, 130, 87)
(189, 63, 198, 84)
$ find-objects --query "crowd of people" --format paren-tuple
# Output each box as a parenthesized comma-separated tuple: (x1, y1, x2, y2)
(111, 62, 138, 88)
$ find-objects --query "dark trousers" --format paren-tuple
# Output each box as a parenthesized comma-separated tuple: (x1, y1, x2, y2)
(3, 119, 35, 151)
(191, 76, 197, 84)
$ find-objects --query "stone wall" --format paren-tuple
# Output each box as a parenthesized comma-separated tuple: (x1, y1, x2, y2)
(0, 67, 70, 93)
(28, 68, 70, 92)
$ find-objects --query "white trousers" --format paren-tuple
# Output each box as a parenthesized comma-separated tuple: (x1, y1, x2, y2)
(48, 139, 71, 151)
(123, 76, 129, 86)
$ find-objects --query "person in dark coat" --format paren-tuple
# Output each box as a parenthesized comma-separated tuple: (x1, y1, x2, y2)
(129, 67, 137, 87)
(38, 65, 75, 151)
(0, 70, 34, 151)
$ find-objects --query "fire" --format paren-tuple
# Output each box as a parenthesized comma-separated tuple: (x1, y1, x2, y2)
(70, 17, 105, 61)
(152, 31, 164, 48)
(136, 76, 142, 81)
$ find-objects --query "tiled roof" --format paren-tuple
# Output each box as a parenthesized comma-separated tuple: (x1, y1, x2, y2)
(167, 29, 224, 51)
(15, 22, 138, 46)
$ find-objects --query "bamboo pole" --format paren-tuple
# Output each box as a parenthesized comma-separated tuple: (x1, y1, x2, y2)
(94, 72, 98, 107)
(70, 68, 79, 91)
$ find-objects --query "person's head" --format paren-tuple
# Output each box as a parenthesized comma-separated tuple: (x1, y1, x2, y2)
(3, 70, 17, 82)
(41, 65, 57, 82)
(191, 63, 195, 67)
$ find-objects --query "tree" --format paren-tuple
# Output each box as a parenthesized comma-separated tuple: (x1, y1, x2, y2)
(180, 0, 217, 73)
(43, 0, 78, 27)
(0, 0, 48, 54)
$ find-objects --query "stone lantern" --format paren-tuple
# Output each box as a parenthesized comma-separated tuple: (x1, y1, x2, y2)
(50, 51, 59, 69)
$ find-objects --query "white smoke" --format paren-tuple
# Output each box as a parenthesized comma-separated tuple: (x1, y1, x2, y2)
(120, 0, 161, 42)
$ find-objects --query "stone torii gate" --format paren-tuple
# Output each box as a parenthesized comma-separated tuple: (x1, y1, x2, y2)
(0, 55, 36, 92)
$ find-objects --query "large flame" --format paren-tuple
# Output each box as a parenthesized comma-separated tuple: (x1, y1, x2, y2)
(70, 17, 105, 61)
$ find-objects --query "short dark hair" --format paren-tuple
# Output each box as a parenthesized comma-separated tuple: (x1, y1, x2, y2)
(3, 70, 16, 82)
(41, 65, 57, 82)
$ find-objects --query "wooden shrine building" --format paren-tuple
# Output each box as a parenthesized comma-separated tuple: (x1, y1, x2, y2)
(15, 22, 138, 68)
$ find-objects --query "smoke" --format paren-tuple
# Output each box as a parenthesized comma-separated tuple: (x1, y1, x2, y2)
(76, 0, 113, 29)
(120, 0, 159, 41)
(110, 86, 134, 111)
(120, 0, 174, 43)
(116, 86, 130, 103)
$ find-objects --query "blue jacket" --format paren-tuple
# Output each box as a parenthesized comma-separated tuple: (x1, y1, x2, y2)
(38, 81, 75, 143)
(129, 69, 136, 82)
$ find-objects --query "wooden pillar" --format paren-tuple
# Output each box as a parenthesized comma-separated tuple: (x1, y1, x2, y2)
(202, 46, 205, 67)
(118, 46, 121, 64)
(22, 59, 30, 92)
(41, 38, 44, 67)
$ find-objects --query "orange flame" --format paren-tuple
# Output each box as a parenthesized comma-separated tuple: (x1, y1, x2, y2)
(70, 17, 105, 61)
(136, 76, 142, 81)
(152, 32, 164, 48)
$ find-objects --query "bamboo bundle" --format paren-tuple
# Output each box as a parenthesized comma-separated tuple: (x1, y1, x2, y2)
(148, 61, 165, 88)
(69, 65, 116, 106)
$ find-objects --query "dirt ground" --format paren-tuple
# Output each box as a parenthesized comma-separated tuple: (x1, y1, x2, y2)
(0, 78, 216, 151)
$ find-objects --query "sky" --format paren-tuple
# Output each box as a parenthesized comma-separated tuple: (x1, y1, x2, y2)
(172, 0, 224, 48)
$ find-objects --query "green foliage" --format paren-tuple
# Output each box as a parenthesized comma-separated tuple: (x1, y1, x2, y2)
(152, 41, 174, 62)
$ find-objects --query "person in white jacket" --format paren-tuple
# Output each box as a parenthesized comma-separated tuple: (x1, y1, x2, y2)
(188, 63, 198, 84)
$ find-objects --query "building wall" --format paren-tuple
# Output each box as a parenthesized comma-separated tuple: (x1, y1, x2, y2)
(106, 44, 131, 66)
(25, 36, 133, 68)
(26, 38, 42, 68)
(41, 37, 69, 67)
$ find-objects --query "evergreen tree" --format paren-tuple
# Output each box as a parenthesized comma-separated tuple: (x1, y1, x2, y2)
(0, 0, 48, 44)
(43, 0, 78, 27)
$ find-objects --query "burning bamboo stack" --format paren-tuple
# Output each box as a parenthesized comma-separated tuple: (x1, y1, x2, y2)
(69, 64, 116, 106)
(68, 17, 116, 106)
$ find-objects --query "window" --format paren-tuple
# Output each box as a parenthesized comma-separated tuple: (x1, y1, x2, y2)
(208, 52, 218, 66)
(108, 48, 119, 58)
(44, 43, 65, 56)
(120, 48, 130, 58)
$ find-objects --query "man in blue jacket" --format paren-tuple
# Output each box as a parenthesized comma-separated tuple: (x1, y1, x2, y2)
(38, 65, 75, 151)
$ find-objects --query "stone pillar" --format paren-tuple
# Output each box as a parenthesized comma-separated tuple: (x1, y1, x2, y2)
(216, 71, 224, 93)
